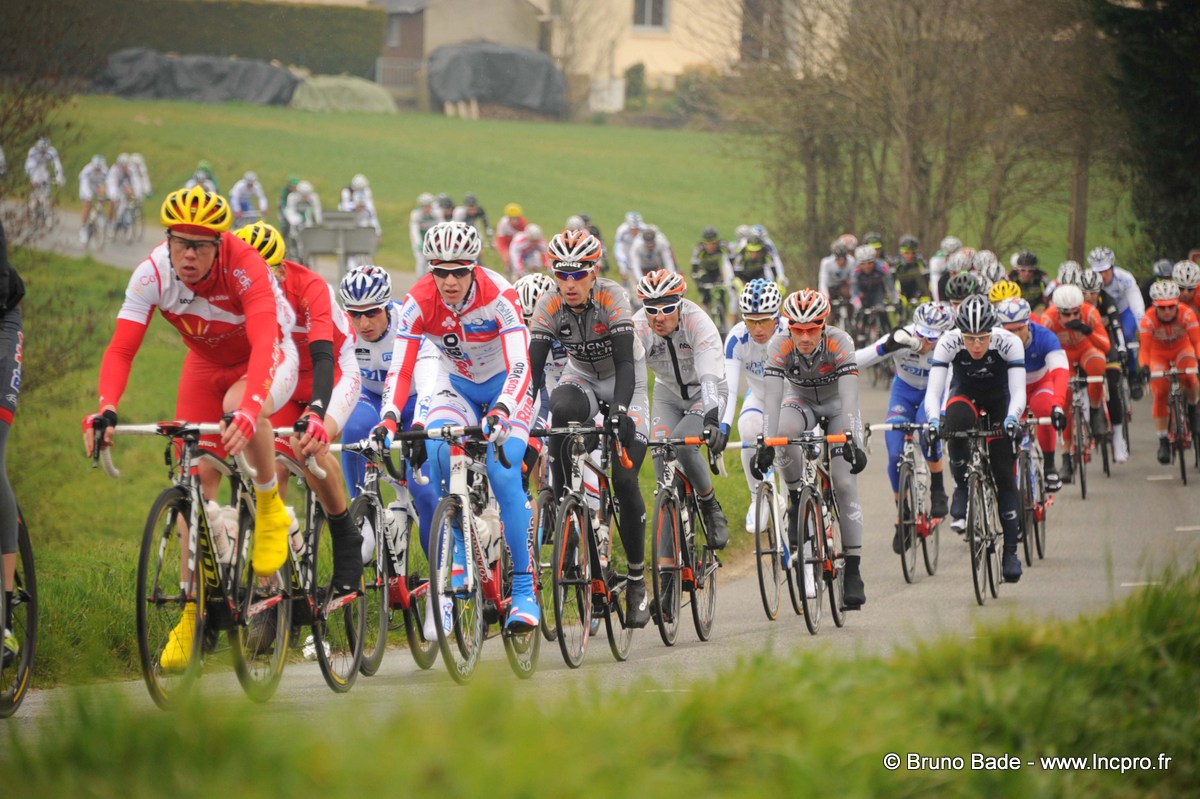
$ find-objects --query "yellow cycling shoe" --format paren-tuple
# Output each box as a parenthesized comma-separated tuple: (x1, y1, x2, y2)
(159, 604, 197, 672)
(253, 484, 290, 575)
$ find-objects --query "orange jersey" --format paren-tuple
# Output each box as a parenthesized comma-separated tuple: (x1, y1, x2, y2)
(1138, 303, 1200, 365)
(1041, 302, 1110, 356)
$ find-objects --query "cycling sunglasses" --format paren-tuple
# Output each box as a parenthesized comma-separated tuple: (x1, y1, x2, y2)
(167, 233, 221, 253)
(347, 306, 385, 319)
(643, 302, 680, 317)
(552, 263, 591, 281)
(788, 323, 825, 333)
(429, 259, 474, 279)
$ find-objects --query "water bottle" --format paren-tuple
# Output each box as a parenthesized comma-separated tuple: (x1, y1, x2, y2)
(478, 504, 503, 564)
(386, 501, 408, 562)
(205, 500, 235, 564)
(595, 518, 611, 569)
(915, 472, 930, 513)
(287, 505, 307, 558)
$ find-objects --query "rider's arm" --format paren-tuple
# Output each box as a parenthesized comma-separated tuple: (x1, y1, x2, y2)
(611, 331, 637, 410)
(1186, 307, 1200, 353)
(301, 280, 337, 418)
(529, 337, 551, 396)
(818, 259, 831, 296)
(234, 256, 290, 421)
(721, 331, 745, 429)
(409, 210, 422, 254)
(690, 309, 728, 418)
(493, 289, 533, 416)
(1045, 347, 1070, 408)
(380, 298, 425, 421)
(660, 237, 677, 272)
(1123, 274, 1146, 321)
(997, 331, 1027, 420)
(882, 265, 899, 304)
(853, 329, 894, 371)
(255, 183, 268, 212)
(761, 334, 789, 438)
(923, 335, 954, 422)
(1136, 315, 1154, 369)
(720, 251, 735, 288)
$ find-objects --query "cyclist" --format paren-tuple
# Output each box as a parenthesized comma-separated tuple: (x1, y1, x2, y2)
(494, 202, 527, 268)
(818, 239, 856, 301)
(733, 234, 784, 286)
(452, 192, 493, 243)
(527, 229, 652, 628)
(105, 154, 138, 226)
(994, 297, 1069, 488)
(936, 248, 974, 303)
(338, 173, 382, 241)
(942, 271, 986, 311)
(757, 289, 869, 608)
(77, 155, 108, 245)
(752, 224, 787, 286)
(84, 187, 302, 669)
(23, 136, 64, 194)
(862, 231, 886, 263)
(509, 223, 551, 278)
(1174, 260, 1200, 319)
(928, 236, 962, 301)
(1089, 246, 1145, 399)
(691, 226, 735, 327)
(1140, 258, 1175, 310)
(277, 175, 300, 236)
(1139, 280, 1200, 464)
(633, 270, 731, 549)
(892, 234, 930, 306)
(1009, 250, 1049, 312)
(851, 243, 899, 331)
(0, 220, 25, 667)
(234, 221, 365, 582)
(855, 301, 955, 550)
(283, 180, 322, 239)
(925, 295, 1027, 582)
(973, 250, 1007, 288)
(435, 193, 455, 222)
(1079, 268, 1132, 463)
(629, 225, 677, 282)
(184, 159, 218, 193)
(228, 171, 269, 228)
(409, 192, 442, 275)
(374, 221, 540, 633)
(723, 279, 787, 532)
(129, 153, 152, 202)
(1039, 284, 1110, 483)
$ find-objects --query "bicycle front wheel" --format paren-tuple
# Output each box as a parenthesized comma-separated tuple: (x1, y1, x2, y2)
(753, 481, 782, 620)
(501, 535, 540, 680)
(398, 506, 438, 671)
(350, 494, 388, 677)
(897, 463, 919, 583)
(1017, 451, 1035, 567)
(651, 490, 682, 647)
(797, 487, 824, 635)
(826, 496, 846, 629)
(690, 500, 718, 642)
(551, 493, 591, 668)
(1032, 450, 1048, 560)
(313, 510, 366, 693)
(1074, 412, 1089, 499)
(428, 496, 485, 684)
(0, 508, 37, 718)
(137, 487, 204, 709)
(1171, 394, 1188, 486)
(534, 487, 558, 643)
(966, 475, 988, 606)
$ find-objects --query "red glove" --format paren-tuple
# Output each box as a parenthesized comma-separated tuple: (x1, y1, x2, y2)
(228, 409, 257, 439)
(301, 414, 329, 447)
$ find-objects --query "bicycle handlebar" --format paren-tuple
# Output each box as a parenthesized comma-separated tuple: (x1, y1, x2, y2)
(271, 425, 327, 480)
(734, 433, 848, 448)
(529, 425, 633, 469)
(392, 424, 512, 470)
(1149, 368, 1199, 379)
(95, 420, 253, 480)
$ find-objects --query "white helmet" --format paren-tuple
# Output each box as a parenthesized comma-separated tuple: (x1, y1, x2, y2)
(1150, 280, 1180, 304)
(525, 224, 543, 241)
(1052, 284, 1084, 311)
(854, 244, 876, 262)
(1087, 246, 1115, 271)
(565, 215, 585, 231)
(418, 192, 434, 205)
(423, 221, 482, 261)
(736, 224, 753, 241)
(514, 273, 556, 317)
(995, 298, 1032, 325)
(116, 153, 130, 166)
(351, 174, 368, 191)
(1057, 260, 1082, 284)
(1078, 268, 1103, 294)
(297, 180, 314, 194)
(624, 211, 643, 228)
(940, 236, 962, 255)
(973, 250, 1004, 283)
(339, 264, 392, 307)
(945, 250, 972, 275)
(243, 170, 258, 183)
(1172, 260, 1200, 289)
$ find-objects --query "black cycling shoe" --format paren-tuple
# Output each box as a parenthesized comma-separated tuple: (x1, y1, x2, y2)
(700, 496, 729, 550)
(1090, 409, 1107, 438)
(1157, 438, 1172, 465)
(843, 555, 865, 609)
(624, 578, 650, 628)
(1044, 468, 1063, 493)
(330, 529, 365, 597)
(1060, 454, 1074, 484)
(1129, 380, 1144, 401)
(1003, 551, 1023, 583)
(929, 489, 948, 519)
(892, 523, 904, 555)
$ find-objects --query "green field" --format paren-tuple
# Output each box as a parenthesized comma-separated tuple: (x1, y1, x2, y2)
(41, 96, 1140, 277)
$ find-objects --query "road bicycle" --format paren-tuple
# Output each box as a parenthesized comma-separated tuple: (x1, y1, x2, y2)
(96, 419, 292, 708)
(26, 183, 57, 236)
(698, 282, 730, 341)
(0, 506, 37, 718)
(648, 436, 722, 646)
(829, 297, 854, 336)
(111, 194, 144, 245)
(533, 424, 636, 667)
(1017, 416, 1055, 565)
(941, 423, 1008, 606)
(868, 422, 940, 583)
(1151, 366, 1199, 485)
(401, 425, 539, 684)
(1064, 372, 1108, 499)
(855, 304, 898, 387)
(272, 425, 366, 694)
(82, 200, 108, 251)
(337, 435, 438, 674)
(736, 450, 797, 621)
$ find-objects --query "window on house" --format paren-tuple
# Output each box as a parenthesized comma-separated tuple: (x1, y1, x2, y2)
(633, 0, 667, 30)
(387, 17, 402, 48)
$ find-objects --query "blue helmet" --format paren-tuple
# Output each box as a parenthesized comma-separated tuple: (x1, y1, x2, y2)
(339, 264, 392, 308)
(912, 301, 955, 337)
(994, 298, 1031, 325)
(739, 278, 783, 315)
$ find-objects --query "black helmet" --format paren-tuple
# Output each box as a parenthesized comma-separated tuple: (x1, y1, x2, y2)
(463, 192, 478, 206)
(944, 272, 983, 301)
(898, 234, 919, 250)
(641, 229, 657, 244)
(1016, 250, 1038, 267)
(701, 225, 719, 242)
(864, 231, 884, 247)
(1152, 258, 1174, 279)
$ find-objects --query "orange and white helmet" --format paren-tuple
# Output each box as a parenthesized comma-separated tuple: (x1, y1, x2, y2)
(782, 289, 830, 326)
(636, 269, 686, 302)
(547, 229, 603, 268)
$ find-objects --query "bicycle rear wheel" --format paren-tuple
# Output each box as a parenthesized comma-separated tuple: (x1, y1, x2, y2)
(753, 481, 782, 620)
(137, 487, 204, 709)
(0, 509, 37, 718)
(350, 494, 388, 677)
(1018, 451, 1035, 567)
(312, 510, 366, 692)
(690, 502, 718, 642)
(1033, 451, 1048, 560)
(501, 536, 540, 680)
(826, 495, 846, 628)
(604, 576, 633, 662)
(534, 488, 558, 643)
(1074, 413, 1088, 499)
(651, 490, 682, 647)
(797, 487, 824, 635)
(551, 493, 591, 668)
(399, 508, 437, 671)
(966, 475, 988, 606)
(1171, 394, 1188, 486)
(897, 463, 919, 583)
(428, 496, 484, 684)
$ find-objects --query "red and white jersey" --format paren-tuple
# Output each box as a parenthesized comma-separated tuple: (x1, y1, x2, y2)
(99, 234, 295, 418)
(382, 266, 530, 418)
(275, 259, 356, 399)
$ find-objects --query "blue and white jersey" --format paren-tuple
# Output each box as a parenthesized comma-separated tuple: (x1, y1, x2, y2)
(1021, 321, 1068, 385)
(854, 324, 935, 391)
(1103, 266, 1145, 320)
(925, 327, 1027, 421)
(721, 318, 787, 427)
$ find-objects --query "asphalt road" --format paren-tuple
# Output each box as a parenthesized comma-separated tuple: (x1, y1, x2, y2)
(11, 206, 1199, 721)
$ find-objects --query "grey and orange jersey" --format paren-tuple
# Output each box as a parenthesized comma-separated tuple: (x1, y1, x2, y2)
(633, 298, 726, 415)
(529, 277, 642, 383)
(762, 324, 863, 442)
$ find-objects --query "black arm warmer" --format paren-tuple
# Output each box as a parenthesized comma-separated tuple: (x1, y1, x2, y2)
(307, 340, 335, 419)
(611, 331, 636, 411)
(529, 338, 551, 395)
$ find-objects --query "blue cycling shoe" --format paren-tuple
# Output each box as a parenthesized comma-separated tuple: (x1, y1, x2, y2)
(505, 572, 540, 633)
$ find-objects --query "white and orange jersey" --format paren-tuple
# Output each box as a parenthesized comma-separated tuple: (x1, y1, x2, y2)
(381, 266, 530, 418)
(1138, 303, 1200, 358)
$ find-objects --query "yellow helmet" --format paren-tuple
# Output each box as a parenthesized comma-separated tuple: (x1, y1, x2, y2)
(988, 278, 1022, 304)
(234, 221, 286, 267)
(504, 202, 523, 218)
(160, 186, 232, 234)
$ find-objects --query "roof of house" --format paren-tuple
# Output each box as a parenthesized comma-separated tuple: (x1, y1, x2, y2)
(372, 0, 430, 13)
